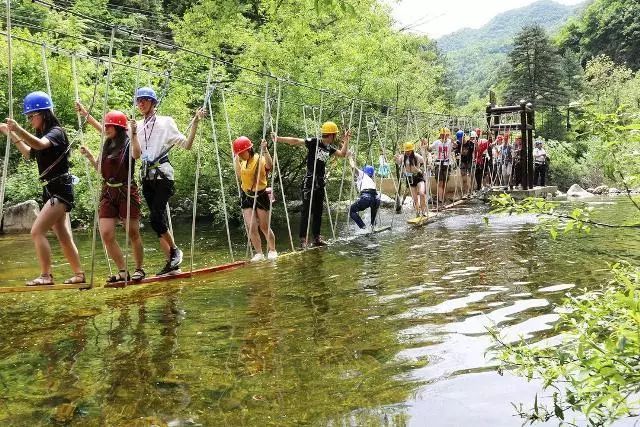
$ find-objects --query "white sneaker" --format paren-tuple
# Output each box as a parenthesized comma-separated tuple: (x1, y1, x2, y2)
(251, 253, 265, 262)
(267, 250, 278, 260)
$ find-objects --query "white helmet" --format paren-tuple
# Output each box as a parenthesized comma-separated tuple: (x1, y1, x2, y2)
(470, 130, 477, 138)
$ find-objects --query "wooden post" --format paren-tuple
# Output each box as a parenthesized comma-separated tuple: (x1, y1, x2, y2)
(520, 100, 529, 190)
(526, 103, 535, 189)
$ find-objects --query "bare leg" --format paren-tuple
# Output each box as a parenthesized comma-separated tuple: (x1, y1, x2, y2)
(417, 181, 426, 214)
(409, 185, 419, 216)
(257, 209, 276, 252)
(51, 207, 83, 275)
(128, 220, 144, 269)
(30, 200, 67, 275)
(243, 209, 263, 255)
(99, 217, 124, 270)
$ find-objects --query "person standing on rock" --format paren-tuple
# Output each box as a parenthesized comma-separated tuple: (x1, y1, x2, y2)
(274, 122, 350, 248)
(75, 103, 146, 282)
(134, 87, 205, 275)
(0, 91, 84, 286)
(533, 140, 548, 186)
(348, 151, 380, 231)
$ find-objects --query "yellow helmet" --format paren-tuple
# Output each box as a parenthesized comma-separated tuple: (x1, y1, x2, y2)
(321, 121, 339, 135)
(403, 142, 415, 152)
(439, 127, 451, 136)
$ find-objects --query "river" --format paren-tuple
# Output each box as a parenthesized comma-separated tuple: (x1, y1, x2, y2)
(1, 197, 639, 426)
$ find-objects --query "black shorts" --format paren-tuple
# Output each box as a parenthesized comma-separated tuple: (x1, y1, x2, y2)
(435, 164, 450, 181)
(405, 172, 424, 187)
(43, 176, 74, 212)
(241, 191, 271, 211)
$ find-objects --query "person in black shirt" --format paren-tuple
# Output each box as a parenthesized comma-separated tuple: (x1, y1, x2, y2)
(459, 134, 475, 196)
(1, 91, 84, 286)
(274, 121, 349, 247)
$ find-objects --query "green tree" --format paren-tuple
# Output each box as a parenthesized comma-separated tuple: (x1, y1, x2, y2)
(557, 0, 640, 71)
(506, 24, 565, 108)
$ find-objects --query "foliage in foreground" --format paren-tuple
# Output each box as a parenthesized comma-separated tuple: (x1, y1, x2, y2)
(492, 262, 640, 426)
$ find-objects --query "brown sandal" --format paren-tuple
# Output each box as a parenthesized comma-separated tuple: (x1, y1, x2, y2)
(63, 272, 86, 284)
(26, 274, 54, 286)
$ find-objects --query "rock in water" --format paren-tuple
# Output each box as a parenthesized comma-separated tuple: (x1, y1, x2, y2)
(2, 200, 40, 233)
(593, 185, 609, 194)
(566, 184, 591, 198)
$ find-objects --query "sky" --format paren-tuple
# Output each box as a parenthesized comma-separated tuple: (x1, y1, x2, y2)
(388, 0, 587, 39)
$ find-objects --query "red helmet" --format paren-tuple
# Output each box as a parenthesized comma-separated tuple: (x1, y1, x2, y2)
(233, 136, 252, 155)
(104, 110, 128, 129)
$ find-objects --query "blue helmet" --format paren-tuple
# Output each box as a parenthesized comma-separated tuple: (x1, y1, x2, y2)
(456, 129, 464, 141)
(23, 91, 54, 115)
(363, 165, 375, 177)
(135, 86, 158, 104)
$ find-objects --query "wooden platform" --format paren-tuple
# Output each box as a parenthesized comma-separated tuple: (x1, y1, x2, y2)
(485, 185, 558, 200)
(0, 283, 92, 294)
(104, 260, 246, 288)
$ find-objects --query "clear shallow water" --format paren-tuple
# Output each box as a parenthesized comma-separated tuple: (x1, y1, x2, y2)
(1, 197, 639, 426)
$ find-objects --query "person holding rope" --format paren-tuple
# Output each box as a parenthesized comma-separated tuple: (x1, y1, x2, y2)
(0, 92, 84, 285)
(501, 134, 514, 190)
(459, 131, 475, 196)
(75, 103, 146, 282)
(395, 141, 427, 217)
(274, 121, 350, 248)
(431, 128, 454, 205)
(134, 87, 205, 276)
(474, 135, 490, 191)
(233, 136, 277, 261)
(347, 151, 380, 231)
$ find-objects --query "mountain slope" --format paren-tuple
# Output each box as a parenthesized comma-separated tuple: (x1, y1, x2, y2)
(438, 0, 586, 105)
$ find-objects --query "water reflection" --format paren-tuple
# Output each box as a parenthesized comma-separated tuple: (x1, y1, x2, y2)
(0, 199, 639, 426)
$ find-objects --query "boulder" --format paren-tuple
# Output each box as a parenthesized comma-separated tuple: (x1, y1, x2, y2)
(586, 187, 596, 193)
(608, 187, 621, 195)
(379, 194, 395, 207)
(566, 184, 592, 198)
(2, 200, 40, 233)
(593, 185, 609, 195)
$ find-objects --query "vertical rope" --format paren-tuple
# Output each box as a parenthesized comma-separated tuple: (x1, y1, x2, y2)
(41, 44, 52, 99)
(332, 101, 355, 236)
(190, 63, 214, 272)
(343, 102, 364, 237)
(208, 96, 235, 261)
(0, 0, 13, 227)
(123, 37, 143, 285)
(243, 79, 270, 257)
(266, 80, 295, 252)
(304, 93, 324, 246)
(220, 90, 249, 257)
(72, 55, 112, 276)
(89, 27, 116, 288)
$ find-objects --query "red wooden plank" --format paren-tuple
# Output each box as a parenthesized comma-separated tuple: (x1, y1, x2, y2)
(103, 260, 246, 289)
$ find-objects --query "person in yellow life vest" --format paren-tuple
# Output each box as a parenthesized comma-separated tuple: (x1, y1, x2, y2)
(233, 136, 277, 261)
